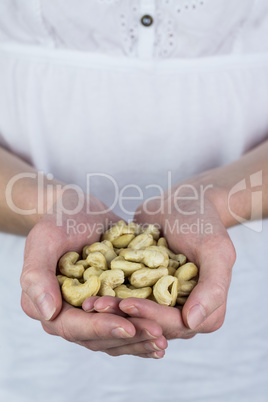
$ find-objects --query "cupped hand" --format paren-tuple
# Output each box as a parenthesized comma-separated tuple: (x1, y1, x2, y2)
(20, 190, 166, 358)
(108, 178, 235, 340)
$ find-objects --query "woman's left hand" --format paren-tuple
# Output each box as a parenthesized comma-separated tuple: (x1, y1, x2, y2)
(91, 173, 236, 341)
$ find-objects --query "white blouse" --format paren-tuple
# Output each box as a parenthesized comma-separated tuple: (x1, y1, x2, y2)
(0, 0, 268, 58)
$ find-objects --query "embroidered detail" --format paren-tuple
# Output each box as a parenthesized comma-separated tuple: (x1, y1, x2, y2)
(155, 0, 206, 57)
(38, 0, 255, 59)
(119, 5, 139, 55)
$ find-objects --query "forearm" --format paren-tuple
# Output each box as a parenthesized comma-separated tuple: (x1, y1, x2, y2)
(197, 139, 268, 228)
(0, 146, 62, 236)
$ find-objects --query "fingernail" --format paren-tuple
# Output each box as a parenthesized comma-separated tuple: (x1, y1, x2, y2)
(83, 307, 95, 313)
(95, 306, 111, 312)
(82, 300, 95, 312)
(187, 304, 206, 330)
(152, 351, 164, 359)
(151, 342, 163, 351)
(36, 293, 56, 321)
(111, 327, 133, 339)
(145, 342, 162, 352)
(144, 329, 157, 339)
(124, 305, 139, 315)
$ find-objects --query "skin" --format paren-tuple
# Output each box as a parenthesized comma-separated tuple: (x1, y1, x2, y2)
(1, 139, 268, 358)
(89, 139, 268, 350)
(0, 146, 166, 359)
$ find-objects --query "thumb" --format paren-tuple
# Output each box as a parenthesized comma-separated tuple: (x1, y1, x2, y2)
(20, 227, 63, 321)
(182, 235, 236, 332)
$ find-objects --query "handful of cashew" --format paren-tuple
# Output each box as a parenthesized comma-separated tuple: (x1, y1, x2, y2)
(57, 220, 198, 307)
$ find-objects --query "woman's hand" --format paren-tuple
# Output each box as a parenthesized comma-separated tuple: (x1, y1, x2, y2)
(92, 170, 237, 340)
(91, 139, 268, 341)
(20, 190, 167, 358)
(118, 184, 236, 339)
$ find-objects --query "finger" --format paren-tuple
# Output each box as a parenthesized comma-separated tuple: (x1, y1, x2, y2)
(21, 292, 59, 336)
(119, 298, 194, 340)
(20, 223, 65, 321)
(104, 336, 167, 358)
(76, 316, 165, 351)
(91, 296, 128, 317)
(193, 304, 226, 334)
(43, 302, 136, 343)
(41, 322, 58, 336)
(182, 234, 236, 331)
(82, 296, 100, 312)
(22, 292, 138, 343)
(21, 290, 40, 320)
(136, 350, 166, 359)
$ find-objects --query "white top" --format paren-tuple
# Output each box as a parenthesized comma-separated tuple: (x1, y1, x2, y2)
(0, 1, 268, 401)
(1, 0, 268, 59)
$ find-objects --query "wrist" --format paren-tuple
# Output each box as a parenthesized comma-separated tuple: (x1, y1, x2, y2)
(4, 172, 63, 235)
(190, 167, 254, 229)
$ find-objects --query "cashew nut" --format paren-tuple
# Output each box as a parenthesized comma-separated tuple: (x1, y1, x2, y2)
(168, 259, 180, 269)
(57, 275, 69, 286)
(58, 252, 85, 279)
(153, 275, 178, 307)
(142, 224, 160, 241)
(157, 245, 174, 259)
(101, 240, 114, 249)
(57, 221, 198, 308)
(175, 262, 198, 281)
(142, 247, 169, 268)
(101, 220, 135, 247)
(82, 245, 90, 260)
(86, 251, 107, 271)
(175, 254, 187, 266)
(114, 248, 123, 255)
(119, 248, 144, 262)
(127, 222, 143, 235)
(84, 242, 117, 267)
(120, 246, 169, 268)
(129, 267, 168, 288)
(156, 244, 187, 266)
(114, 284, 152, 299)
(167, 266, 176, 276)
(110, 256, 145, 276)
(76, 259, 90, 268)
(61, 276, 101, 306)
(112, 233, 135, 248)
(83, 266, 103, 281)
(178, 279, 197, 293)
(127, 233, 154, 250)
(177, 279, 197, 296)
(98, 269, 124, 296)
(157, 237, 168, 248)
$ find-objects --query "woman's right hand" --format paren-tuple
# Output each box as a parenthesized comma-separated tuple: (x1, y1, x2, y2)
(20, 190, 167, 359)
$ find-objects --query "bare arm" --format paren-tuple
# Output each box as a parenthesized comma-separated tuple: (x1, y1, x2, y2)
(203, 138, 268, 226)
(99, 138, 268, 338)
(0, 146, 61, 235)
(1, 146, 167, 358)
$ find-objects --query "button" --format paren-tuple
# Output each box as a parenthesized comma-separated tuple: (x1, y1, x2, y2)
(141, 15, 153, 27)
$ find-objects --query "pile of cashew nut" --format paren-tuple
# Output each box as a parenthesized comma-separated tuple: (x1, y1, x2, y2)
(57, 221, 198, 308)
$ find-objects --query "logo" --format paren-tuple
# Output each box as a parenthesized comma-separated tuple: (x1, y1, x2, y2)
(228, 171, 263, 232)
